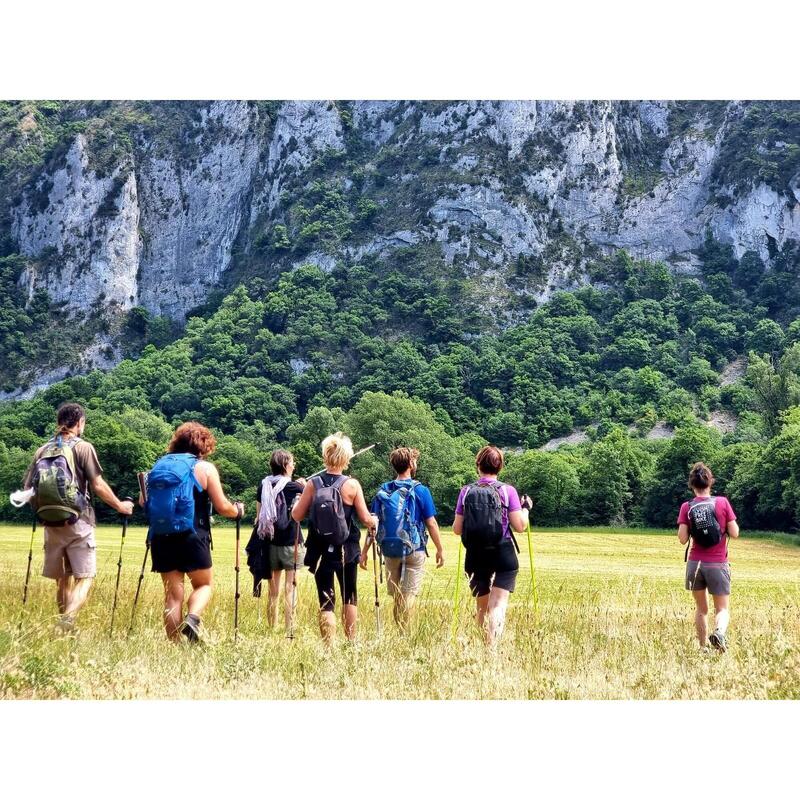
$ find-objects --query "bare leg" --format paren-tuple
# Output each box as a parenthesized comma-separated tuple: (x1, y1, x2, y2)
(267, 571, 282, 628)
(692, 589, 709, 647)
(162, 572, 185, 641)
(186, 568, 213, 617)
(63, 577, 93, 617)
(319, 610, 336, 644)
(283, 570, 296, 633)
(476, 594, 490, 633)
(485, 587, 510, 647)
(343, 603, 358, 640)
(393, 592, 416, 630)
(712, 594, 730, 634)
(56, 576, 70, 614)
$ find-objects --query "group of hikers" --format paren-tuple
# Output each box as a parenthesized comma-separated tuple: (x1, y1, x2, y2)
(18, 401, 738, 653)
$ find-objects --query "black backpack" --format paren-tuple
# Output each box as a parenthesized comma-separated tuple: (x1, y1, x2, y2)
(462, 481, 514, 550)
(310, 474, 351, 546)
(684, 496, 724, 560)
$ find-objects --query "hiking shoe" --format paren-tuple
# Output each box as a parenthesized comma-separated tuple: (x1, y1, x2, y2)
(709, 630, 727, 653)
(180, 614, 203, 644)
(54, 614, 77, 636)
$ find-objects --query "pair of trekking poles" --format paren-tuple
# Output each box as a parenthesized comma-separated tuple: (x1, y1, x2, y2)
(20, 494, 140, 636)
(123, 472, 243, 640)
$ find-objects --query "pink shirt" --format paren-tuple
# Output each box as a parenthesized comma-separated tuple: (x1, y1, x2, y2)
(677, 495, 736, 563)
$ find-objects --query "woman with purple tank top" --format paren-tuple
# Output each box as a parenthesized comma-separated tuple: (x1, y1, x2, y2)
(453, 445, 532, 647)
(677, 462, 739, 652)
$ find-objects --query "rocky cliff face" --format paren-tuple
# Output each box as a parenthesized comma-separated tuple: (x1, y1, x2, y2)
(5, 99, 800, 382)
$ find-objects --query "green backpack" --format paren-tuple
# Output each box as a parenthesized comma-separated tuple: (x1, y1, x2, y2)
(30, 436, 88, 525)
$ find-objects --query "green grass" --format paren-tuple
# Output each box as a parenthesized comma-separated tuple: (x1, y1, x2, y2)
(0, 523, 798, 699)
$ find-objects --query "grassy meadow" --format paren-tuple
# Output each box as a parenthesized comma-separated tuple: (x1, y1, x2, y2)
(0, 521, 798, 699)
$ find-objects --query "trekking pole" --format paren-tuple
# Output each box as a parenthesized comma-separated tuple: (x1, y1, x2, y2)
(288, 519, 300, 641)
(305, 443, 378, 480)
(234, 504, 242, 643)
(450, 538, 463, 643)
(526, 520, 539, 617)
(371, 534, 381, 636)
(22, 517, 37, 607)
(109, 497, 133, 636)
(128, 473, 150, 637)
(127, 540, 150, 637)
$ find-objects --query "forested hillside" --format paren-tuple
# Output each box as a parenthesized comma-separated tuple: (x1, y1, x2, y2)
(1, 101, 800, 530)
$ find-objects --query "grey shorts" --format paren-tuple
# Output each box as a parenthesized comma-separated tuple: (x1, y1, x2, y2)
(384, 551, 426, 597)
(685, 560, 731, 595)
(270, 544, 305, 571)
(42, 520, 96, 579)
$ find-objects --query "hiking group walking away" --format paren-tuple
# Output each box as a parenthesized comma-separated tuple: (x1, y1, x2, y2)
(14, 402, 742, 653)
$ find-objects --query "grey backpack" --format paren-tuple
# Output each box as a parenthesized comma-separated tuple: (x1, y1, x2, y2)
(310, 474, 350, 545)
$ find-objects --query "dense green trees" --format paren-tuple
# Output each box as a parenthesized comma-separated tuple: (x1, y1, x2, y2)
(2, 238, 800, 530)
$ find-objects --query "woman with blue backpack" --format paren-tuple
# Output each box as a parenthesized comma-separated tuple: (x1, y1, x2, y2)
(453, 445, 532, 648)
(143, 422, 243, 643)
(360, 447, 444, 629)
(677, 462, 739, 652)
(291, 432, 378, 644)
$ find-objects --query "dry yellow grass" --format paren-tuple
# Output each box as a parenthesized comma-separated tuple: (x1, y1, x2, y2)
(1, 523, 798, 699)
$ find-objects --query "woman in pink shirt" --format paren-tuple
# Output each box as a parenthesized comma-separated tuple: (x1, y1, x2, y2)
(677, 462, 739, 652)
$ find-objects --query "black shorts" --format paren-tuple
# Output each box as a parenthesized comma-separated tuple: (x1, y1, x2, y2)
(464, 539, 519, 597)
(150, 530, 212, 574)
(315, 558, 358, 611)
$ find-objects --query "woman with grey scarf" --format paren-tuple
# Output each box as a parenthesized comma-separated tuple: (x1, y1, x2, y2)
(254, 450, 306, 634)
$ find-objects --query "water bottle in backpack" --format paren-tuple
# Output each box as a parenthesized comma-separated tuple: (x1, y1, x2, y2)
(145, 453, 199, 537)
(310, 474, 351, 545)
(375, 479, 426, 559)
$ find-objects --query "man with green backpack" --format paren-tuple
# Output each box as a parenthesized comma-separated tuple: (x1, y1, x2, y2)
(23, 402, 134, 633)
(361, 447, 444, 629)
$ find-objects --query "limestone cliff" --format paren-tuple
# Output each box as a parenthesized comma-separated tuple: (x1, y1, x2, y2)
(4, 99, 799, 389)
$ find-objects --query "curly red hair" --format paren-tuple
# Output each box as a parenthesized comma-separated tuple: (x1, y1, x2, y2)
(168, 422, 217, 458)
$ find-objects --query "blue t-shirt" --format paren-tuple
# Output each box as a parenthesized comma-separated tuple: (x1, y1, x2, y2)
(370, 479, 437, 552)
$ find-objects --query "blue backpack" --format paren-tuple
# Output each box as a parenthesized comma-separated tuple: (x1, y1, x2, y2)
(145, 453, 199, 538)
(374, 479, 426, 559)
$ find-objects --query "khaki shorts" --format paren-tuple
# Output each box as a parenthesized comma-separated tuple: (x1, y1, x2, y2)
(384, 551, 426, 597)
(270, 544, 305, 571)
(42, 520, 96, 579)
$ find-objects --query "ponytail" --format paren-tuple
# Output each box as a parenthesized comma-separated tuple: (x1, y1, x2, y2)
(688, 462, 714, 490)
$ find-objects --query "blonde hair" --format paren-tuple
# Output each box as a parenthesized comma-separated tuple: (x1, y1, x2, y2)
(321, 432, 354, 472)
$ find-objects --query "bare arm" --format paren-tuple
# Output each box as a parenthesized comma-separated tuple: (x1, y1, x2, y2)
(198, 462, 242, 519)
(291, 481, 314, 522)
(727, 520, 740, 539)
(453, 513, 463, 536)
(677, 523, 689, 545)
(90, 475, 133, 515)
(426, 517, 444, 567)
(351, 481, 378, 530)
(508, 508, 529, 533)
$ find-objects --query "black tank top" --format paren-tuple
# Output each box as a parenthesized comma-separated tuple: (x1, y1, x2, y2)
(319, 472, 360, 562)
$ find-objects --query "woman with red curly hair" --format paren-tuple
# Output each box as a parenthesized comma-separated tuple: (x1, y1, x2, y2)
(143, 422, 243, 643)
